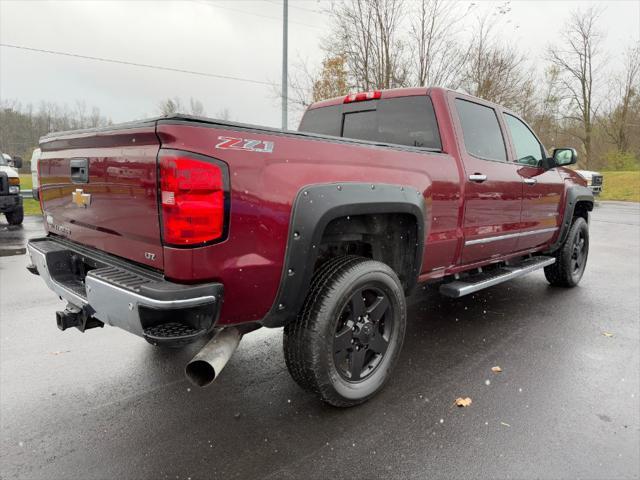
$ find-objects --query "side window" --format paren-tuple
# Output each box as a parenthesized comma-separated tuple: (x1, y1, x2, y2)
(455, 99, 506, 161)
(375, 96, 442, 149)
(504, 113, 544, 166)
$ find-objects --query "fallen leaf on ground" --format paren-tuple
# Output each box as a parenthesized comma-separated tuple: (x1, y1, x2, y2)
(602, 332, 614, 338)
(455, 397, 472, 407)
(500, 422, 511, 427)
(491, 366, 502, 373)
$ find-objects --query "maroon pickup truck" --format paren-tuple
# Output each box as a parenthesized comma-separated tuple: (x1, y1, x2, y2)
(27, 87, 593, 407)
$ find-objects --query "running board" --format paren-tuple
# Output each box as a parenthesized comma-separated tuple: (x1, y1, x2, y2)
(439, 256, 556, 298)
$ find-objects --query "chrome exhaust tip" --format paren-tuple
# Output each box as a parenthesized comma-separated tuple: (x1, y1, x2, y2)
(185, 327, 242, 387)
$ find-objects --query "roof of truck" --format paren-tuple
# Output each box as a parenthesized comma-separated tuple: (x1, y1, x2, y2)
(308, 87, 439, 110)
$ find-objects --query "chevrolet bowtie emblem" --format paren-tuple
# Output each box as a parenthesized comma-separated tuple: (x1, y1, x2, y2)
(72, 188, 91, 208)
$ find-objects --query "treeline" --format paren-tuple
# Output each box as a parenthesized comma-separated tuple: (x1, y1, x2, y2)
(0, 100, 111, 169)
(291, 1, 640, 171)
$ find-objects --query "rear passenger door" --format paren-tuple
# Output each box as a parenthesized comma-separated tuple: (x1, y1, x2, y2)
(502, 112, 564, 251)
(452, 96, 524, 265)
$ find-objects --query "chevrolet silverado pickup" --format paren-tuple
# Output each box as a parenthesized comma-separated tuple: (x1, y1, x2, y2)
(27, 87, 593, 407)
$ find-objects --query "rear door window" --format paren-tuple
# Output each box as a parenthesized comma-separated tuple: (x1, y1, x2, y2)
(299, 96, 441, 150)
(455, 99, 506, 161)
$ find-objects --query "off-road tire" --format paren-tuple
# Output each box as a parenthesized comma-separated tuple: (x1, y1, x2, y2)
(283, 256, 406, 407)
(544, 216, 589, 287)
(5, 206, 24, 225)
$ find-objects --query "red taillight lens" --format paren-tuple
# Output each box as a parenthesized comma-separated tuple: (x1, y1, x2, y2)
(344, 90, 382, 103)
(159, 151, 227, 246)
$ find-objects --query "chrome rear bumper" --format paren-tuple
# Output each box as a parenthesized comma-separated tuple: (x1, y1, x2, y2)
(27, 237, 223, 345)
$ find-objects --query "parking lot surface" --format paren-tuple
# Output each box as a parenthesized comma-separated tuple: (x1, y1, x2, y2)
(1, 202, 639, 479)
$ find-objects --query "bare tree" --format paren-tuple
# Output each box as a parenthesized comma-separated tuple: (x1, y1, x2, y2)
(531, 66, 564, 148)
(216, 108, 232, 121)
(0, 99, 110, 161)
(158, 97, 184, 116)
(158, 97, 207, 116)
(604, 43, 640, 153)
(326, 0, 408, 90)
(73, 100, 87, 129)
(189, 98, 206, 117)
(548, 6, 605, 168)
(408, 0, 467, 88)
(460, 15, 534, 110)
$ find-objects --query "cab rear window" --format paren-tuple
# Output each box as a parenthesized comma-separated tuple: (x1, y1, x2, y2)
(299, 96, 442, 150)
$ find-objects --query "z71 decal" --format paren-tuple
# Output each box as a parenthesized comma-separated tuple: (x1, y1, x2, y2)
(216, 136, 274, 153)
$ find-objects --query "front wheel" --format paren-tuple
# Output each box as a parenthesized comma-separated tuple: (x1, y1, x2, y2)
(544, 216, 589, 287)
(284, 256, 406, 407)
(5, 206, 24, 225)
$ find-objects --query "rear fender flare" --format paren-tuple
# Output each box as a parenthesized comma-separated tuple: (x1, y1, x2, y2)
(261, 183, 427, 328)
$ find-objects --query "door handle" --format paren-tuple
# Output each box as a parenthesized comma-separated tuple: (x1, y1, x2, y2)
(468, 173, 487, 183)
(523, 178, 537, 185)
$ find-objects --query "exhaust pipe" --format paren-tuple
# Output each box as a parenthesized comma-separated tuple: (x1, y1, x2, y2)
(185, 327, 242, 387)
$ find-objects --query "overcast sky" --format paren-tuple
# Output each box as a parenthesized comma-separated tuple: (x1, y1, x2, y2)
(1, 0, 638, 129)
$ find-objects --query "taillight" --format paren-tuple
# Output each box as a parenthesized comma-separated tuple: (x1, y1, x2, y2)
(344, 90, 382, 103)
(159, 150, 228, 246)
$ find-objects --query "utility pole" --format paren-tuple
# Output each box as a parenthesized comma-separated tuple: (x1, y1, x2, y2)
(281, 0, 288, 130)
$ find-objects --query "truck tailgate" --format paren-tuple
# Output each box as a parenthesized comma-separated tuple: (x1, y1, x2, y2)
(38, 124, 164, 269)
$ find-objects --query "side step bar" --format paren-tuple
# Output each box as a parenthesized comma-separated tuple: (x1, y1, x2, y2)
(439, 256, 555, 298)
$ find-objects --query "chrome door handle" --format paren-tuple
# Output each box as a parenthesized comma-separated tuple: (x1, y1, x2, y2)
(469, 174, 487, 182)
(523, 178, 537, 185)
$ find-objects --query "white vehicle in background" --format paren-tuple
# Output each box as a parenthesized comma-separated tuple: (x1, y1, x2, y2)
(31, 148, 41, 201)
(0, 151, 24, 224)
(576, 170, 603, 196)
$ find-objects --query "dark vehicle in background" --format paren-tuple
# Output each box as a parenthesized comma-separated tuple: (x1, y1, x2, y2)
(27, 87, 593, 407)
(0, 151, 24, 225)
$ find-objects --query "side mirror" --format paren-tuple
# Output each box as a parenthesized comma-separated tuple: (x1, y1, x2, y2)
(552, 148, 577, 167)
(10, 157, 23, 169)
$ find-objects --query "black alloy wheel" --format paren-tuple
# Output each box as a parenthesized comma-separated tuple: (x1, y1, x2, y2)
(544, 216, 589, 287)
(570, 229, 587, 276)
(333, 285, 394, 382)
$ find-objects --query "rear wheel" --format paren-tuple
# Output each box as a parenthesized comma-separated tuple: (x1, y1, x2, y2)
(283, 256, 406, 407)
(5, 206, 24, 225)
(544, 216, 589, 287)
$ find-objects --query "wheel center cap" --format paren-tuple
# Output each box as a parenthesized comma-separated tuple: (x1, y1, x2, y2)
(361, 323, 373, 337)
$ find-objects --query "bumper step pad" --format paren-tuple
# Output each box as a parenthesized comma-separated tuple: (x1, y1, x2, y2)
(143, 322, 206, 345)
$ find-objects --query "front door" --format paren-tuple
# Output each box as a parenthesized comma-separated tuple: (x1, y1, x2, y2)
(452, 96, 524, 265)
(502, 113, 564, 251)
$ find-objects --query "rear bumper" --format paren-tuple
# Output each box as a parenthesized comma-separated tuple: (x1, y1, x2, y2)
(27, 236, 223, 345)
(0, 194, 22, 212)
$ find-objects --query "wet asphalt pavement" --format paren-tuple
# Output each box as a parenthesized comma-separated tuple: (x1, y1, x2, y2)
(1, 202, 639, 480)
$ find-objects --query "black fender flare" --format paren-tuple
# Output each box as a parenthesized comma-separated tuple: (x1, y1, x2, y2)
(261, 182, 427, 328)
(546, 185, 593, 253)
